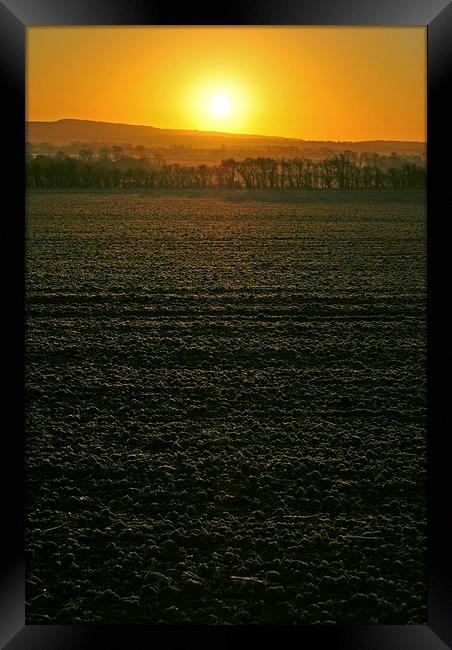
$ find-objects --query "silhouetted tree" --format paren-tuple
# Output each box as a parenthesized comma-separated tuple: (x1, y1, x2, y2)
(26, 153, 426, 190)
(79, 148, 94, 163)
(112, 146, 123, 163)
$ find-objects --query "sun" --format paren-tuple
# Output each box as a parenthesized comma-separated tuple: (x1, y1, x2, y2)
(187, 80, 249, 132)
(210, 94, 231, 117)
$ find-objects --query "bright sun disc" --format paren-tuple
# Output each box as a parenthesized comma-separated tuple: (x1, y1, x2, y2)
(210, 94, 231, 117)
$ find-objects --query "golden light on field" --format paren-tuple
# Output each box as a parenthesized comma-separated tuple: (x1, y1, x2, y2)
(27, 27, 426, 141)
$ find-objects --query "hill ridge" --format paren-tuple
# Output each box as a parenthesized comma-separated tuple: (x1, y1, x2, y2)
(26, 118, 425, 148)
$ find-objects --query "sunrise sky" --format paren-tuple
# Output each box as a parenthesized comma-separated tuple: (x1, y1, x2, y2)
(26, 26, 426, 142)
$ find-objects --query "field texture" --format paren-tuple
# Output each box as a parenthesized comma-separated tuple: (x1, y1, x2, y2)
(26, 189, 426, 624)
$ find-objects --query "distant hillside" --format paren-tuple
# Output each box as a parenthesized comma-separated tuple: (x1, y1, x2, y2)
(26, 119, 426, 157)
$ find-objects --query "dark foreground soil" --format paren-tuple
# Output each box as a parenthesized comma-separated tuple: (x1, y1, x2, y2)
(25, 189, 426, 624)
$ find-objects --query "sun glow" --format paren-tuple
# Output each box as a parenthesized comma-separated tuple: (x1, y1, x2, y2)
(28, 27, 426, 141)
(186, 78, 253, 133)
(210, 94, 231, 117)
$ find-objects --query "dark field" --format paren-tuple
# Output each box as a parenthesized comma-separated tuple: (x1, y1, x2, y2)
(25, 188, 426, 624)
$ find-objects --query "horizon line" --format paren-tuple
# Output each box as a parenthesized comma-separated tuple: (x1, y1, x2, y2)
(26, 117, 427, 145)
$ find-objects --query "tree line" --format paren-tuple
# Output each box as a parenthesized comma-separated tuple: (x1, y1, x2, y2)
(26, 150, 426, 190)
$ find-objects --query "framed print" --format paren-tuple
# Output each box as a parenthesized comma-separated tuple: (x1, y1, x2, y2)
(1, 0, 451, 647)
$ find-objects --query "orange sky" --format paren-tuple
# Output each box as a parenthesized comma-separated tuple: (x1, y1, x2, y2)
(26, 26, 426, 142)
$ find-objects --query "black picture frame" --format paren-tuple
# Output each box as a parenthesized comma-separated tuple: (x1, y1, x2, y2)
(1, 1, 451, 647)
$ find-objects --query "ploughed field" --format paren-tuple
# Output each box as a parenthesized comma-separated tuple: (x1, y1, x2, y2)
(26, 189, 426, 624)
